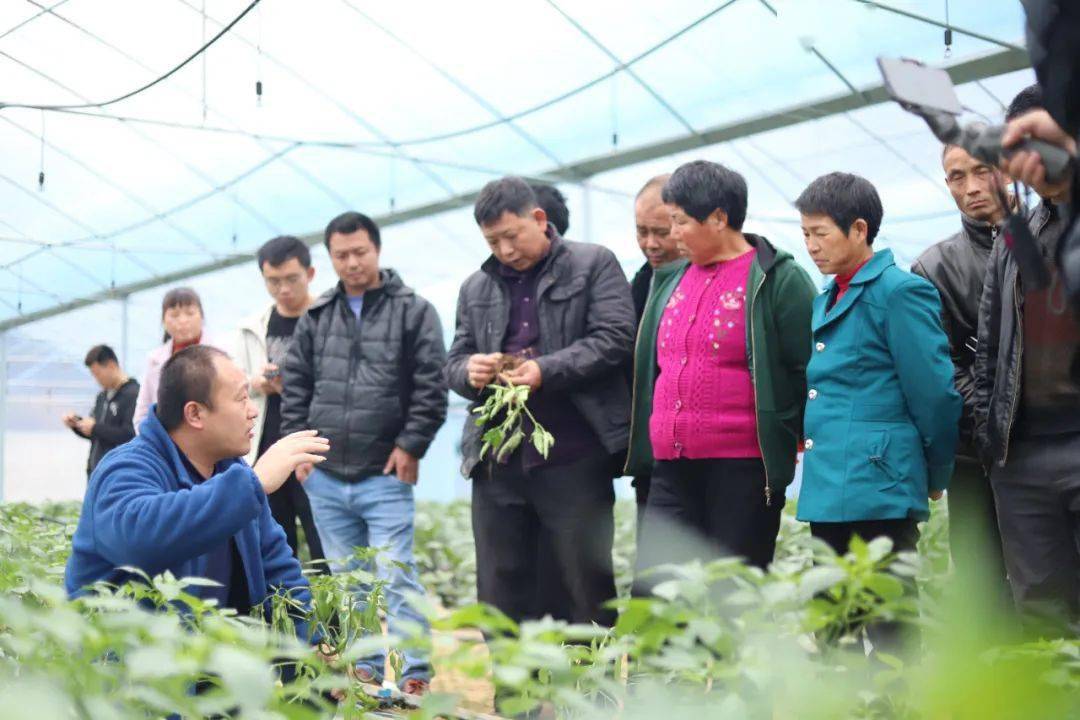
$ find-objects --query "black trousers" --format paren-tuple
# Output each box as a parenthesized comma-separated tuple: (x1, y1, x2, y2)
(990, 433, 1080, 627)
(635, 458, 783, 593)
(471, 451, 617, 626)
(947, 456, 1012, 614)
(810, 518, 919, 654)
(268, 475, 327, 568)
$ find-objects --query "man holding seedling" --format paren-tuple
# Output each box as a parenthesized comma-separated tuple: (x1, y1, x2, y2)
(446, 176, 635, 627)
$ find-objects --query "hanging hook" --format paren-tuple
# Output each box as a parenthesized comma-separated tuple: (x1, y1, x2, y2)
(389, 157, 397, 211)
(255, 1, 264, 106)
(38, 110, 45, 191)
(610, 72, 619, 149)
(943, 0, 953, 58)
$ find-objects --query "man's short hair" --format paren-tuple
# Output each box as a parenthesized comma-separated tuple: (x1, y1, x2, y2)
(636, 173, 671, 201)
(795, 172, 884, 246)
(257, 235, 311, 271)
(156, 345, 228, 431)
(1006, 84, 1044, 121)
(324, 211, 381, 250)
(661, 161, 747, 230)
(530, 184, 569, 235)
(474, 177, 538, 226)
(84, 344, 118, 367)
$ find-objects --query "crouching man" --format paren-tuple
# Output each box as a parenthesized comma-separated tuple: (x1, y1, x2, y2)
(64, 345, 329, 644)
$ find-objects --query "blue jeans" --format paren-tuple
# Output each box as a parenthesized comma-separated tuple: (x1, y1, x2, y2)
(303, 468, 431, 681)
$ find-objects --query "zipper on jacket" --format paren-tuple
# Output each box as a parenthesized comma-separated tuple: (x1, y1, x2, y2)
(624, 303, 646, 476)
(1002, 206, 1053, 464)
(1002, 272, 1023, 465)
(748, 269, 771, 506)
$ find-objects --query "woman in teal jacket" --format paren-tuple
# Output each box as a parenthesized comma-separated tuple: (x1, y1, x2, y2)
(794, 173, 961, 558)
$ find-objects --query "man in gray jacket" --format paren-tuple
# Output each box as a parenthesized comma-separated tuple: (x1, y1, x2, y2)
(445, 177, 635, 627)
(282, 211, 447, 693)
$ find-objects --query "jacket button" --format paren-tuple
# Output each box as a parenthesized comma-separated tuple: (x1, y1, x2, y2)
(805, 438, 814, 450)
(808, 389, 818, 400)
(681, 356, 687, 365)
(815, 342, 825, 352)
(675, 400, 682, 410)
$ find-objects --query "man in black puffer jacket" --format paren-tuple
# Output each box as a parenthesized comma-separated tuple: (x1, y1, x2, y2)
(281, 211, 447, 693)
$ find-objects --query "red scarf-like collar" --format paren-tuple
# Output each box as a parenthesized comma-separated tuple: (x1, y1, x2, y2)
(830, 258, 871, 310)
(172, 334, 202, 354)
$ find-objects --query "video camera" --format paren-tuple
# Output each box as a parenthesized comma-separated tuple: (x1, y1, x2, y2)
(877, 57, 1074, 290)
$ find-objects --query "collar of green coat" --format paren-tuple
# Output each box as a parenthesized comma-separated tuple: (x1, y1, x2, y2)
(835, 247, 895, 288)
(814, 249, 896, 332)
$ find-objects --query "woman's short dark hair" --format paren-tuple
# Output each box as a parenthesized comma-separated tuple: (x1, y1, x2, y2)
(257, 235, 311, 271)
(662, 160, 748, 229)
(795, 172, 884, 245)
(156, 345, 228, 431)
(474, 177, 538, 226)
(324, 211, 381, 250)
(84, 344, 118, 367)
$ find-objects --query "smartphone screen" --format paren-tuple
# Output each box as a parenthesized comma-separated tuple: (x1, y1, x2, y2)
(877, 57, 964, 116)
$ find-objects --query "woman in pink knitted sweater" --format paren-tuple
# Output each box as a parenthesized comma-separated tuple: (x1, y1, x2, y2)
(628, 161, 816, 588)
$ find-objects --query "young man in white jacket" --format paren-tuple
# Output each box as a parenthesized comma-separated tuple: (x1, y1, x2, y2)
(235, 236, 325, 564)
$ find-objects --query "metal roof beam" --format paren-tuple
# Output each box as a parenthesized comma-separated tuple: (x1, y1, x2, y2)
(0, 47, 1027, 331)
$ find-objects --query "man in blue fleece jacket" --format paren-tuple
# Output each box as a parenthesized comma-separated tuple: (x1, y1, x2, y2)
(64, 345, 330, 643)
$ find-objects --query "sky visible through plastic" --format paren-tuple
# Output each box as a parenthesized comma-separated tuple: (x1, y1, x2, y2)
(0, 0, 1034, 372)
(0, 0, 1044, 501)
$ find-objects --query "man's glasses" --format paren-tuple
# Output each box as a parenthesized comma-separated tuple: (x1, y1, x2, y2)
(264, 274, 304, 290)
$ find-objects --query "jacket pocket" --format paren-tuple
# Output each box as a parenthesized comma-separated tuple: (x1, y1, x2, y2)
(867, 430, 901, 490)
(545, 277, 588, 335)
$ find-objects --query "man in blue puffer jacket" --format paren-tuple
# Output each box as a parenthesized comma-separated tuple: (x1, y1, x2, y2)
(64, 345, 330, 644)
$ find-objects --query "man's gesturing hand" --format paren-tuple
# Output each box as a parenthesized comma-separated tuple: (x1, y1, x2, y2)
(253, 430, 329, 495)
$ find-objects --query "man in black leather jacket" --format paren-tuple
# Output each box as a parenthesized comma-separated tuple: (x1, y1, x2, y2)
(912, 144, 1012, 613)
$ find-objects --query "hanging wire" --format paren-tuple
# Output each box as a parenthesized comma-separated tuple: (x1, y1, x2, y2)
(37, 110, 45, 191)
(255, 0, 263, 106)
(389, 156, 397, 211)
(610, 71, 619, 149)
(201, 0, 208, 121)
(0, 0, 261, 111)
(943, 0, 953, 58)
